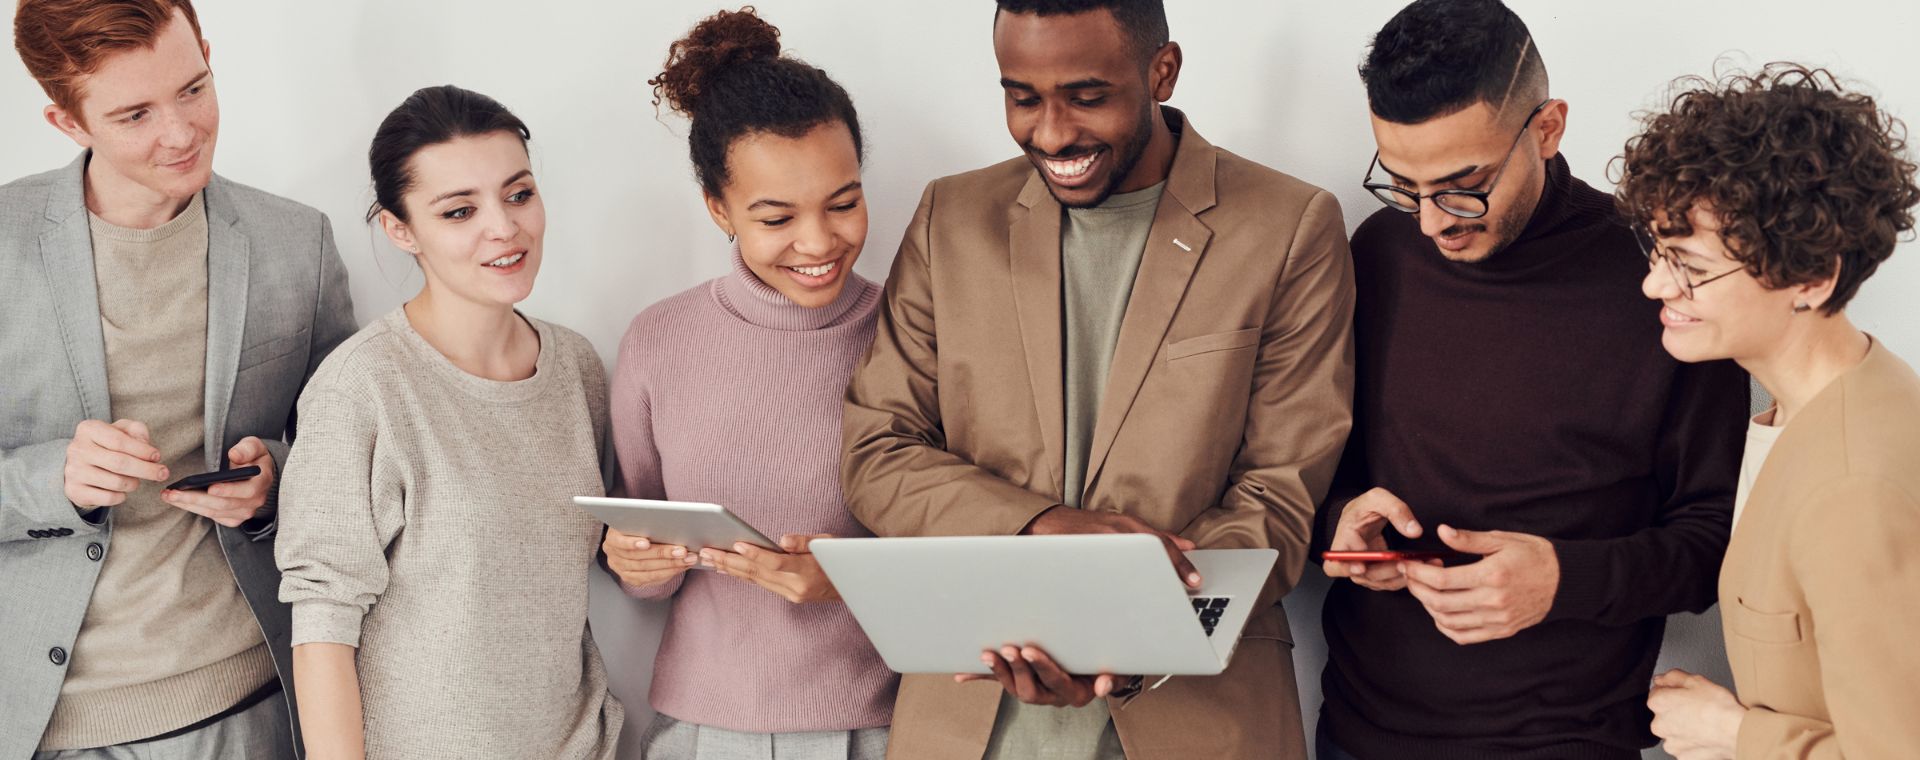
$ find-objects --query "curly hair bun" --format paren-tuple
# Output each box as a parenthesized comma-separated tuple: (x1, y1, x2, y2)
(651, 7, 782, 119)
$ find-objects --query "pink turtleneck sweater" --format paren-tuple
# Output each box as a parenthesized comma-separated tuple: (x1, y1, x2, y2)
(610, 246, 895, 734)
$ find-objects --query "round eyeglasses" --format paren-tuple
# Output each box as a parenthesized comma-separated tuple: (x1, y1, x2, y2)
(1362, 100, 1550, 220)
(1631, 225, 1742, 300)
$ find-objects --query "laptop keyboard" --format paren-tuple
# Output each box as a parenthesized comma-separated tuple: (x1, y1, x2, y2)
(1190, 596, 1231, 637)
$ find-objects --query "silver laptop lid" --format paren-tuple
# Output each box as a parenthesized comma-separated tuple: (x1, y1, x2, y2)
(813, 534, 1260, 676)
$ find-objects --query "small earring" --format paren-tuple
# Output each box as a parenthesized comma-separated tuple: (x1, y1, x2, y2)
(727, 233, 736, 243)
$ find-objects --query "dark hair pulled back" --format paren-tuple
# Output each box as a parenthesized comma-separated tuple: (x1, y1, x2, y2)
(367, 85, 531, 223)
(650, 7, 863, 197)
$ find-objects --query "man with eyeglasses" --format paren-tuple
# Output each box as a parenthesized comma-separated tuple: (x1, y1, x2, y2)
(1307, 1, 1750, 759)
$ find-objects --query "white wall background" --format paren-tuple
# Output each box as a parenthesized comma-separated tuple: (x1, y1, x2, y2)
(6, 2, 1913, 757)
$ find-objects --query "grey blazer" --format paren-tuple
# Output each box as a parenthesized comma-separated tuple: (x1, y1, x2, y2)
(0, 152, 356, 759)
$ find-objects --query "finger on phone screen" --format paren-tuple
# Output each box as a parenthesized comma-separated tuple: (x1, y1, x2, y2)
(1371, 492, 1422, 538)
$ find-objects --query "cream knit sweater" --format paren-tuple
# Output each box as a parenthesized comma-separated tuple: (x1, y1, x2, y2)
(276, 308, 622, 759)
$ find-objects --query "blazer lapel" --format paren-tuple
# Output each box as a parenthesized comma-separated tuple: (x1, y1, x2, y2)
(202, 177, 249, 469)
(40, 152, 112, 422)
(1082, 117, 1219, 497)
(1008, 171, 1067, 499)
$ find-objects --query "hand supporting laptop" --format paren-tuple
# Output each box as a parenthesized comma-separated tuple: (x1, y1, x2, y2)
(960, 644, 1128, 708)
(951, 505, 1201, 706)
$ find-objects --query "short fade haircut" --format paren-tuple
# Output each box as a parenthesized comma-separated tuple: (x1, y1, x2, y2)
(14, 0, 204, 124)
(1615, 64, 1920, 316)
(994, 0, 1168, 66)
(1361, 0, 1546, 126)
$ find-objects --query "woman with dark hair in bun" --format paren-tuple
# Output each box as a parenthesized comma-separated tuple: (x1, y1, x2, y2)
(597, 7, 894, 759)
(275, 85, 622, 760)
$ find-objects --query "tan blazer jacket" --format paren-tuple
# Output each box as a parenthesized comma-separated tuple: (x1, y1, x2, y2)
(1721, 338, 1920, 759)
(842, 111, 1355, 760)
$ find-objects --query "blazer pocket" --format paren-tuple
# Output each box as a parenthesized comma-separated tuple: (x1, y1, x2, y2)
(1166, 327, 1260, 362)
(237, 328, 310, 372)
(1726, 595, 1802, 644)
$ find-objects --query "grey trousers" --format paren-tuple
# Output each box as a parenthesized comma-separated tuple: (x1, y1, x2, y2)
(640, 713, 888, 760)
(32, 690, 293, 760)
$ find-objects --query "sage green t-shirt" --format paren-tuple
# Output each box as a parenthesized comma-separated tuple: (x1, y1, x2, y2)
(982, 180, 1165, 760)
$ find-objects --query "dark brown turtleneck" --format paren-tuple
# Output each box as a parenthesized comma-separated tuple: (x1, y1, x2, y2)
(1313, 153, 1749, 760)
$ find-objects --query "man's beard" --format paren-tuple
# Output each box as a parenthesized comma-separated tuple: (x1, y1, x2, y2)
(1438, 177, 1539, 262)
(1032, 99, 1157, 209)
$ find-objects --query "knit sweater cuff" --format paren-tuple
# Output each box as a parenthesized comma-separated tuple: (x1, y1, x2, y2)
(291, 599, 365, 648)
(1544, 538, 1609, 622)
(620, 572, 683, 601)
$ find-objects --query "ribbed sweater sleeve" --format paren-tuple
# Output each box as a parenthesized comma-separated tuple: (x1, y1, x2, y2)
(608, 317, 683, 602)
(277, 384, 397, 648)
(1545, 357, 1745, 624)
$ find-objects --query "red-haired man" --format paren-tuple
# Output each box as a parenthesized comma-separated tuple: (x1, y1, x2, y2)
(3, 2, 355, 758)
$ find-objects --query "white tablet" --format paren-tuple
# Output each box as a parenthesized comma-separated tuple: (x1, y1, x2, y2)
(573, 497, 782, 553)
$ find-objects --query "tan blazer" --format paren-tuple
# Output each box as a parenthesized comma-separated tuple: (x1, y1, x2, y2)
(841, 111, 1355, 760)
(1721, 338, 1920, 759)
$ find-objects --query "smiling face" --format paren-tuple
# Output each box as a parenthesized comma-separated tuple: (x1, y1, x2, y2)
(704, 121, 867, 310)
(381, 131, 544, 309)
(45, 8, 217, 213)
(993, 9, 1175, 209)
(1642, 204, 1825, 364)
(1370, 100, 1564, 262)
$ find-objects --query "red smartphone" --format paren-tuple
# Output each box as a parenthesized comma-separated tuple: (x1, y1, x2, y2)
(1321, 550, 1459, 562)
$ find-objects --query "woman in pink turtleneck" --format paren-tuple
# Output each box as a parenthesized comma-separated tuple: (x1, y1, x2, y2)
(599, 8, 895, 760)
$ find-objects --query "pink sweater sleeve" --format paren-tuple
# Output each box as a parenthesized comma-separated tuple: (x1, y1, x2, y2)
(609, 318, 683, 601)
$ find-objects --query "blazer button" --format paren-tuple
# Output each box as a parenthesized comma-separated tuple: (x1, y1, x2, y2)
(49, 647, 67, 666)
(87, 543, 104, 561)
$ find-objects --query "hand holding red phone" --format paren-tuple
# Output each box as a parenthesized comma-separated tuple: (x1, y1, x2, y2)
(1323, 487, 1438, 591)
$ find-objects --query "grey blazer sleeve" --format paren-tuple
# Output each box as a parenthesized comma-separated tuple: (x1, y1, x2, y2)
(0, 439, 100, 541)
(253, 214, 357, 540)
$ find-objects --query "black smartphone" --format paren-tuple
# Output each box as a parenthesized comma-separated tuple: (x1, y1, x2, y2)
(165, 466, 261, 492)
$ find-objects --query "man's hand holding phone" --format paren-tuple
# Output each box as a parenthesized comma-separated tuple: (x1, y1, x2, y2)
(161, 437, 277, 527)
(603, 527, 697, 588)
(1323, 487, 1437, 591)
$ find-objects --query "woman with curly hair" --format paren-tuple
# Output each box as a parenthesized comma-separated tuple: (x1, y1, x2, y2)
(596, 7, 894, 759)
(1616, 64, 1920, 759)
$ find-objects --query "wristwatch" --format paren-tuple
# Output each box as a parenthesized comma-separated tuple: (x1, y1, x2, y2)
(1108, 674, 1146, 699)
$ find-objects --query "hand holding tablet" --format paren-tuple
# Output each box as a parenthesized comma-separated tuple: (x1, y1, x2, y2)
(574, 497, 782, 554)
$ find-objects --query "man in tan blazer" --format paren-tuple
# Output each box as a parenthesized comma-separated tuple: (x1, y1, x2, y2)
(840, 2, 1354, 759)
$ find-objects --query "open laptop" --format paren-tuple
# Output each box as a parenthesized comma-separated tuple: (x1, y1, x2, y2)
(810, 534, 1277, 676)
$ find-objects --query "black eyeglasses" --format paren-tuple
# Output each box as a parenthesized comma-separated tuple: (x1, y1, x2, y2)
(1631, 225, 1742, 299)
(1362, 100, 1550, 219)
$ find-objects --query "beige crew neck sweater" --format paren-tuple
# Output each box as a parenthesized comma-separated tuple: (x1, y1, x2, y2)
(42, 192, 275, 751)
(276, 308, 622, 760)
